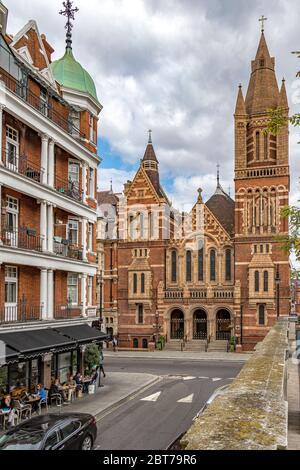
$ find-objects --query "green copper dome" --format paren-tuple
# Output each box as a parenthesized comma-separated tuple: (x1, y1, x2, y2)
(51, 48, 99, 103)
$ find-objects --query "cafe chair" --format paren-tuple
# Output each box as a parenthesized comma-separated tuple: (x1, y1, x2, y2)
(49, 393, 63, 408)
(13, 400, 32, 421)
(38, 390, 49, 415)
(0, 413, 9, 431)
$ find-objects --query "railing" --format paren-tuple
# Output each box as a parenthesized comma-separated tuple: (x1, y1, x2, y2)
(213, 289, 234, 299)
(190, 290, 207, 299)
(0, 67, 86, 142)
(2, 150, 44, 183)
(55, 304, 83, 320)
(0, 302, 43, 324)
(55, 175, 83, 203)
(53, 240, 83, 260)
(165, 290, 184, 300)
(1, 228, 43, 252)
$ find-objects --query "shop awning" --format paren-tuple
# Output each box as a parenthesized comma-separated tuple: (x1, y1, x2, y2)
(0, 328, 76, 361)
(0, 345, 19, 365)
(55, 325, 108, 345)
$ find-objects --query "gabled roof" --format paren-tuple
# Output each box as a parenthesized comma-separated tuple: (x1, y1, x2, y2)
(206, 184, 235, 236)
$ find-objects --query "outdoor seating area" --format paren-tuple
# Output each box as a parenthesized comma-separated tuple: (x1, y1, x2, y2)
(0, 370, 100, 431)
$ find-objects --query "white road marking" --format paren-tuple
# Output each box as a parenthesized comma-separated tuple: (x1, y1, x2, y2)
(212, 378, 222, 382)
(183, 376, 196, 381)
(198, 376, 210, 379)
(141, 391, 161, 402)
(177, 394, 194, 404)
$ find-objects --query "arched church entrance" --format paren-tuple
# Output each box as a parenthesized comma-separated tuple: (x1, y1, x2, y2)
(170, 309, 185, 340)
(193, 310, 207, 340)
(216, 310, 231, 341)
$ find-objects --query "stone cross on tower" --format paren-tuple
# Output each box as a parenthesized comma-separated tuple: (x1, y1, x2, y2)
(259, 15, 268, 32)
(59, 0, 79, 49)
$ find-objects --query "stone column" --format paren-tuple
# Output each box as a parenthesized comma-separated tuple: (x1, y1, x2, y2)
(47, 269, 54, 320)
(0, 183, 2, 243)
(0, 105, 5, 166)
(47, 203, 54, 253)
(40, 201, 47, 252)
(82, 164, 88, 204)
(41, 134, 49, 185)
(48, 140, 55, 187)
(40, 268, 48, 320)
(82, 218, 87, 260)
(81, 274, 87, 317)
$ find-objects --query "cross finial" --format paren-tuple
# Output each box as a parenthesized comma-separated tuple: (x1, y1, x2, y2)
(259, 15, 268, 33)
(110, 179, 113, 193)
(148, 129, 152, 144)
(59, 1, 79, 49)
(217, 163, 220, 187)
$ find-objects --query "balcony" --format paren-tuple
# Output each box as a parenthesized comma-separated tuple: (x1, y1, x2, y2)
(0, 301, 43, 325)
(53, 239, 83, 261)
(55, 175, 84, 203)
(0, 67, 86, 143)
(55, 304, 83, 320)
(2, 150, 44, 183)
(1, 227, 43, 252)
(164, 287, 235, 303)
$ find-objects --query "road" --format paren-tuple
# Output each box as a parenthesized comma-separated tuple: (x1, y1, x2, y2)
(95, 357, 243, 450)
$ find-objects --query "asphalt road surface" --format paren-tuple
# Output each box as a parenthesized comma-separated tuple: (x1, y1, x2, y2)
(95, 357, 243, 450)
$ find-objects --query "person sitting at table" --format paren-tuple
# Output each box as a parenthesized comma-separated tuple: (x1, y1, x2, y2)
(28, 384, 46, 413)
(49, 379, 68, 404)
(74, 372, 84, 393)
(1, 395, 16, 428)
(65, 375, 76, 402)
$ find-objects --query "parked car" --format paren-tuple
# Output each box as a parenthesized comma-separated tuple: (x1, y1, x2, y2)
(167, 385, 229, 450)
(0, 413, 97, 451)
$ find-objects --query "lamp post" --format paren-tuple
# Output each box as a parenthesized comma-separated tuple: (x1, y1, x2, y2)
(96, 272, 104, 331)
(275, 267, 280, 319)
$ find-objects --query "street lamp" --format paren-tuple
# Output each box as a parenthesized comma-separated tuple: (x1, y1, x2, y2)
(275, 267, 281, 319)
(96, 273, 104, 331)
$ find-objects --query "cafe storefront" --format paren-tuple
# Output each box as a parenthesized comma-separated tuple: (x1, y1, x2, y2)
(0, 324, 107, 397)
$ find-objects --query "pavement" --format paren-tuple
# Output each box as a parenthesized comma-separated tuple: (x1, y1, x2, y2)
(104, 350, 251, 362)
(52, 372, 160, 422)
(287, 322, 300, 450)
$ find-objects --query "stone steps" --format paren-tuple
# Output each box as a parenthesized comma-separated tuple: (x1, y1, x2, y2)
(207, 340, 229, 353)
(165, 342, 183, 351)
(185, 341, 207, 352)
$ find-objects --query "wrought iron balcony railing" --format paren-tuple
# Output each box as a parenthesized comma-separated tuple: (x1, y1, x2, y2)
(0, 301, 43, 324)
(53, 240, 84, 261)
(1, 228, 43, 252)
(54, 304, 83, 320)
(55, 175, 83, 203)
(0, 67, 86, 142)
(2, 150, 44, 183)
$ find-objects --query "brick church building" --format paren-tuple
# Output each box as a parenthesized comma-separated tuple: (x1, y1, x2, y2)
(99, 29, 291, 352)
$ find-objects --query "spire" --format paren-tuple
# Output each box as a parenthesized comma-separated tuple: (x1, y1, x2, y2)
(235, 84, 247, 115)
(109, 179, 113, 194)
(279, 78, 289, 109)
(245, 26, 280, 115)
(59, 0, 79, 50)
(142, 130, 158, 164)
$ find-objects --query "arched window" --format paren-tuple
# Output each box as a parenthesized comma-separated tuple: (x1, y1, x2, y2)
(198, 248, 204, 282)
(171, 250, 177, 283)
(133, 338, 139, 348)
(263, 271, 269, 292)
(186, 251, 192, 282)
(142, 339, 148, 349)
(133, 273, 138, 294)
(264, 134, 268, 160)
(210, 249, 216, 282)
(138, 304, 144, 324)
(140, 213, 144, 239)
(225, 249, 232, 281)
(259, 305, 265, 325)
(255, 271, 260, 292)
(141, 273, 145, 294)
(256, 131, 260, 160)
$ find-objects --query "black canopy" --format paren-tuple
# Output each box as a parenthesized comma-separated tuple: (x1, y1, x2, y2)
(55, 325, 108, 345)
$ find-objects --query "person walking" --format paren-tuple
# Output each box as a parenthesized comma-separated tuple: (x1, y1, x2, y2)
(112, 336, 118, 352)
(99, 348, 106, 378)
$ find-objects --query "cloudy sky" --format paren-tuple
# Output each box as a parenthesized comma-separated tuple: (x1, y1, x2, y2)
(5, 0, 300, 212)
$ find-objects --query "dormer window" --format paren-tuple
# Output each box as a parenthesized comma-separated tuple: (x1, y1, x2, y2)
(89, 114, 96, 143)
(259, 59, 265, 67)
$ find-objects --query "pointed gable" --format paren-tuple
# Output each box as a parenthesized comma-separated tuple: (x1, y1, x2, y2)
(279, 79, 289, 110)
(235, 85, 247, 116)
(245, 33, 279, 115)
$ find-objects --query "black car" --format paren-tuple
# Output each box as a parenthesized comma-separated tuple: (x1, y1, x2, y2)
(0, 413, 97, 451)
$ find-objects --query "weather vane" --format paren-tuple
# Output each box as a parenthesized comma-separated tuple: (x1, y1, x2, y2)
(59, 1, 79, 49)
(259, 15, 268, 33)
(148, 129, 152, 144)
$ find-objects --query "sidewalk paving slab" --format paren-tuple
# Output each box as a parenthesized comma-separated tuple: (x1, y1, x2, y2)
(54, 372, 160, 422)
(287, 322, 300, 450)
(104, 350, 251, 362)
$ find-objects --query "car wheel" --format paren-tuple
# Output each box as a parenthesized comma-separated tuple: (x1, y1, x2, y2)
(81, 434, 93, 451)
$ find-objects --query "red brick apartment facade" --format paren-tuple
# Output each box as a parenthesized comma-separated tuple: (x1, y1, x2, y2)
(0, 3, 104, 393)
(98, 31, 290, 352)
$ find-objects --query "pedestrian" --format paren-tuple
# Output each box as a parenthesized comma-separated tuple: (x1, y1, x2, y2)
(99, 348, 106, 378)
(112, 336, 118, 352)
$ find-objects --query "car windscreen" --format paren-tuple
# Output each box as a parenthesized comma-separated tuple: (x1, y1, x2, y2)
(0, 430, 44, 450)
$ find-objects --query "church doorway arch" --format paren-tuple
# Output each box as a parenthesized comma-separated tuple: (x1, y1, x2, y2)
(193, 310, 207, 340)
(216, 310, 231, 341)
(170, 309, 185, 340)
